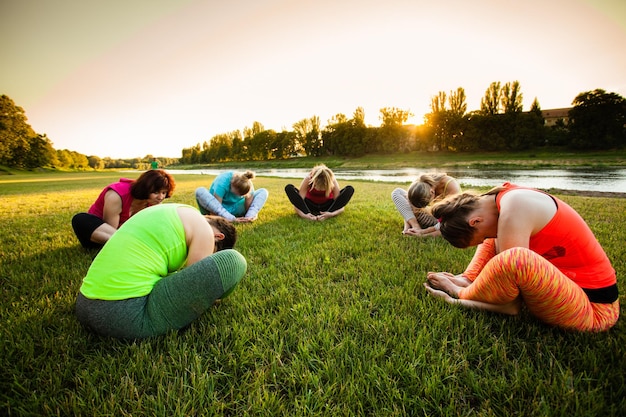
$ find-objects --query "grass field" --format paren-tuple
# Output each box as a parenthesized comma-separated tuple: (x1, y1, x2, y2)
(1, 171, 625, 416)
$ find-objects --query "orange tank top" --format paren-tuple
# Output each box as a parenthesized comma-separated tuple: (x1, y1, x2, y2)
(495, 183, 616, 289)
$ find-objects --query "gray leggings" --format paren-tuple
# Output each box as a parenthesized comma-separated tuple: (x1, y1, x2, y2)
(76, 249, 246, 339)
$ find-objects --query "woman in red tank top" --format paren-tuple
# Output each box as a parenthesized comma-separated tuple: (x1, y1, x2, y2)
(284, 164, 354, 221)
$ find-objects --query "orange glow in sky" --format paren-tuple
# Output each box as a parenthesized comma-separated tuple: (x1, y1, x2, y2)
(1, 0, 625, 158)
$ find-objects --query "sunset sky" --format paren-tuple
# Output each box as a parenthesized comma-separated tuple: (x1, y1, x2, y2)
(2, 0, 625, 159)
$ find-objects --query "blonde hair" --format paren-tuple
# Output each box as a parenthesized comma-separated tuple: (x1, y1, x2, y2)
(308, 164, 335, 198)
(231, 170, 255, 195)
(407, 173, 448, 208)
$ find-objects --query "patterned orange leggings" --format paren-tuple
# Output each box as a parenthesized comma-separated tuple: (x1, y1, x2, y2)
(458, 241, 619, 332)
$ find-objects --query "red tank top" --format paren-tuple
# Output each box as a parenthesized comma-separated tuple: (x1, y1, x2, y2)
(306, 187, 333, 204)
(495, 183, 615, 289)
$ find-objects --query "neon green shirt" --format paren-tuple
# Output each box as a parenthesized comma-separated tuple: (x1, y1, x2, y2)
(79, 204, 189, 300)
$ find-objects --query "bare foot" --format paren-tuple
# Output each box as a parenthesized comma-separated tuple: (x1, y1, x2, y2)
(426, 272, 462, 298)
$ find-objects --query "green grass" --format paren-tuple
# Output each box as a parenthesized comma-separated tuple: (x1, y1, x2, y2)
(1, 172, 625, 416)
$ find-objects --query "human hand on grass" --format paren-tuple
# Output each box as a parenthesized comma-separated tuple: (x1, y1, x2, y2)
(234, 217, 256, 223)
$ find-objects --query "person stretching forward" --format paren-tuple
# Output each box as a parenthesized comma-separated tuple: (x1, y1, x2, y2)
(284, 164, 354, 221)
(424, 182, 619, 332)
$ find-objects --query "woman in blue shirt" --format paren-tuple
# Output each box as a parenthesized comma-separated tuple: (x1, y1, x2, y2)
(195, 170, 269, 222)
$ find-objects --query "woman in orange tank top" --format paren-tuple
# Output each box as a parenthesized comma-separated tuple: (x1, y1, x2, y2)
(424, 183, 619, 332)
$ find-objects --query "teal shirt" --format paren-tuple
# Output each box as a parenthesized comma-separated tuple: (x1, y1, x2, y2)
(80, 204, 189, 300)
(209, 171, 253, 216)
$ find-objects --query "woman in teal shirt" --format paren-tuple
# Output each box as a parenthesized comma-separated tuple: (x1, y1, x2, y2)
(75, 204, 247, 339)
(195, 170, 268, 222)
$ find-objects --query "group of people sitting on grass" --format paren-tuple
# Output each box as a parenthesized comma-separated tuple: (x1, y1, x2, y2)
(70, 164, 620, 339)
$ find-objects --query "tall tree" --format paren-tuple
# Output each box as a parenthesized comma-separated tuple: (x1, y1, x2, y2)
(448, 87, 467, 117)
(0, 95, 37, 167)
(353, 107, 365, 125)
(530, 97, 542, 117)
(424, 92, 450, 150)
(480, 82, 501, 115)
(293, 116, 321, 156)
(379, 107, 412, 127)
(501, 80, 523, 113)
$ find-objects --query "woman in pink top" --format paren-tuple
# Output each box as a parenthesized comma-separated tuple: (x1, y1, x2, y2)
(72, 169, 176, 249)
(284, 164, 354, 221)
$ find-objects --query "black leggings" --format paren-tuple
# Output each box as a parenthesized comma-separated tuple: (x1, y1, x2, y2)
(284, 184, 354, 215)
(72, 213, 106, 249)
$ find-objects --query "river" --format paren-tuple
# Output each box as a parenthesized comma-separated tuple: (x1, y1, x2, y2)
(163, 167, 626, 193)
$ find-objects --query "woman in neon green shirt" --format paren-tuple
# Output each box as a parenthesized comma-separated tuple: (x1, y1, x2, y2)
(75, 204, 247, 339)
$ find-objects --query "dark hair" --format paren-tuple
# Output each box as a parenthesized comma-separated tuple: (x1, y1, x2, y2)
(431, 192, 481, 248)
(431, 186, 504, 248)
(131, 170, 176, 200)
(206, 215, 237, 251)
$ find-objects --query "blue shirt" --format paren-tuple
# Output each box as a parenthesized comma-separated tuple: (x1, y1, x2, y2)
(209, 172, 253, 216)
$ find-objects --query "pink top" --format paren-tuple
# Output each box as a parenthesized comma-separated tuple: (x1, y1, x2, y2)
(88, 178, 134, 228)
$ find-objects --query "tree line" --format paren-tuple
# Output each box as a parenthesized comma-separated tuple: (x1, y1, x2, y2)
(1, 84, 625, 170)
(0, 95, 176, 169)
(181, 83, 626, 164)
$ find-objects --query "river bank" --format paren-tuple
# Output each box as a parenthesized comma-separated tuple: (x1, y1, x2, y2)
(176, 149, 626, 171)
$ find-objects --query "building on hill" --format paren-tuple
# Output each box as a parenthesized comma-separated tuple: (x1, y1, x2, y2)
(541, 107, 571, 127)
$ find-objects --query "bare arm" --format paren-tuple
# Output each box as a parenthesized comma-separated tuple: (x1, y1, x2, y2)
(102, 189, 123, 229)
(331, 178, 341, 200)
(497, 190, 556, 250)
(444, 177, 462, 196)
(298, 175, 311, 198)
(178, 206, 215, 266)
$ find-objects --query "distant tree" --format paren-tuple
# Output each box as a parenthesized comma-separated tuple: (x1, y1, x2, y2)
(379, 107, 412, 127)
(374, 107, 413, 153)
(244, 121, 265, 138)
(230, 130, 244, 159)
(568, 89, 626, 149)
(88, 155, 104, 170)
(353, 106, 365, 125)
(272, 130, 298, 159)
(0, 95, 38, 167)
(56, 149, 74, 168)
(424, 92, 451, 150)
(20, 134, 54, 168)
(530, 97, 542, 117)
(448, 87, 467, 117)
(323, 108, 369, 156)
(480, 82, 501, 115)
(445, 88, 468, 150)
(293, 116, 322, 156)
(501, 81, 523, 113)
